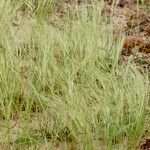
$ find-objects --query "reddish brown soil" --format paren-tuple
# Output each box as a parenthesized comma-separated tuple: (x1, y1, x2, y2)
(140, 139, 150, 150)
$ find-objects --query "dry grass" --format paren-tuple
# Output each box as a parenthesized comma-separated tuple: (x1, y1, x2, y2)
(0, 0, 149, 149)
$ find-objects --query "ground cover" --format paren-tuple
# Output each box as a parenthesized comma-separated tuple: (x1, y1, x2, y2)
(0, 0, 150, 149)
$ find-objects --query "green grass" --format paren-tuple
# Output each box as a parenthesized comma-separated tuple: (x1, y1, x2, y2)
(0, 0, 149, 149)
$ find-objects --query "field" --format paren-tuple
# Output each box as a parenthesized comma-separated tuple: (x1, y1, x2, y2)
(0, 0, 150, 149)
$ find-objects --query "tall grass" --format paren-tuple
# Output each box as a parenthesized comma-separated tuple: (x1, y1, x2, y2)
(0, 0, 149, 149)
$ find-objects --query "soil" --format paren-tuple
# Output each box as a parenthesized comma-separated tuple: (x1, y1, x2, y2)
(139, 136, 150, 150)
(102, 0, 150, 74)
(140, 139, 150, 150)
(55, 0, 150, 52)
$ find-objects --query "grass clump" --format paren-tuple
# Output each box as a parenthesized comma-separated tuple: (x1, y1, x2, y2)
(0, 0, 149, 149)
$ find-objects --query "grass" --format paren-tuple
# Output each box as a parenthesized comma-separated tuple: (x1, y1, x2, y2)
(0, 0, 149, 149)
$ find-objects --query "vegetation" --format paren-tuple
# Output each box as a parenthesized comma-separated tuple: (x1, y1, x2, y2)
(0, 0, 149, 149)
